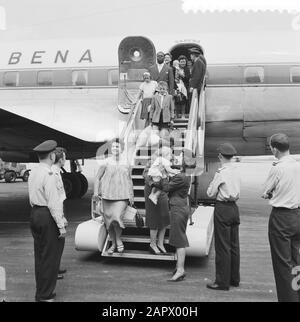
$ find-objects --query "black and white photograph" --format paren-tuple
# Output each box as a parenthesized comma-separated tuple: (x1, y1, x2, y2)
(0, 0, 300, 306)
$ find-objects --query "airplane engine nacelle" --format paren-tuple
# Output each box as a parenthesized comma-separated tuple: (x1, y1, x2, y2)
(118, 36, 156, 113)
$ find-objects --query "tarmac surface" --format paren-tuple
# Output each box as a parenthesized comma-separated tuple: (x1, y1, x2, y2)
(0, 162, 278, 302)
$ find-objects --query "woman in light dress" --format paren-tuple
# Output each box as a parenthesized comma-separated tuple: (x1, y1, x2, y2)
(94, 138, 134, 254)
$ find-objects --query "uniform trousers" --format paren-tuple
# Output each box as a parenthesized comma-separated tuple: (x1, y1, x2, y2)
(30, 206, 61, 300)
(268, 207, 300, 302)
(214, 201, 240, 288)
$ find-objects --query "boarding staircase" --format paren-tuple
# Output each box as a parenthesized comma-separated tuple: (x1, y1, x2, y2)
(101, 88, 213, 260)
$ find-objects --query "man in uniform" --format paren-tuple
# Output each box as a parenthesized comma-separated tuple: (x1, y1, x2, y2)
(206, 143, 241, 291)
(52, 147, 68, 280)
(189, 47, 206, 97)
(262, 133, 300, 302)
(28, 140, 66, 302)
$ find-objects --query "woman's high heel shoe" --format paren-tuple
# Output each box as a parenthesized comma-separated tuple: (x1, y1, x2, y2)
(168, 272, 186, 282)
(117, 243, 124, 253)
(157, 245, 167, 254)
(107, 244, 116, 255)
(149, 245, 161, 255)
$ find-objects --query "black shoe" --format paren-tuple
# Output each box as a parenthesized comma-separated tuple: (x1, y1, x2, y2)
(57, 274, 64, 280)
(206, 283, 229, 291)
(168, 272, 186, 282)
(230, 282, 240, 287)
(59, 269, 67, 274)
(36, 293, 56, 302)
(149, 245, 160, 255)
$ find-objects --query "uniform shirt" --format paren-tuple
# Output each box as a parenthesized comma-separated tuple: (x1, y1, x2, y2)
(262, 155, 300, 209)
(28, 163, 65, 229)
(51, 164, 66, 203)
(207, 163, 241, 202)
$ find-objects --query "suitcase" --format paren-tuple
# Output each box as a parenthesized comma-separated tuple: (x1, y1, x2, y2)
(75, 196, 107, 252)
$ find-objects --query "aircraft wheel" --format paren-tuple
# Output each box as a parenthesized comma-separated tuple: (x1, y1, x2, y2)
(62, 173, 81, 199)
(4, 171, 17, 183)
(76, 173, 89, 198)
(22, 170, 30, 182)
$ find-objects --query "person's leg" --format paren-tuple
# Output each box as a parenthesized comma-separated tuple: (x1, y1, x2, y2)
(268, 209, 299, 302)
(230, 224, 240, 286)
(214, 208, 231, 288)
(157, 227, 167, 253)
(181, 102, 186, 119)
(37, 211, 60, 300)
(107, 226, 116, 253)
(170, 248, 186, 280)
(150, 229, 160, 253)
(114, 223, 124, 252)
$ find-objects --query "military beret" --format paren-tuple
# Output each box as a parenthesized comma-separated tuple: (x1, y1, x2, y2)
(33, 140, 57, 153)
(217, 143, 237, 156)
(189, 47, 202, 55)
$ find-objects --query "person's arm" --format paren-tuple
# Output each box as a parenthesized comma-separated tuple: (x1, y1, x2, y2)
(262, 166, 279, 199)
(207, 172, 224, 198)
(153, 175, 186, 193)
(149, 96, 155, 123)
(190, 60, 205, 89)
(168, 67, 175, 94)
(93, 160, 107, 197)
(127, 166, 134, 205)
(44, 174, 66, 235)
(170, 96, 175, 121)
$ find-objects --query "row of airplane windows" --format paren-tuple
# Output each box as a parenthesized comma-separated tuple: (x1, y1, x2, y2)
(0, 65, 299, 88)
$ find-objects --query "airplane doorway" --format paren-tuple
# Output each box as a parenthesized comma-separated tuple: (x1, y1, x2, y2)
(169, 43, 204, 63)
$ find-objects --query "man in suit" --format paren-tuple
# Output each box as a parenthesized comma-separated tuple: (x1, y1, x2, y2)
(148, 51, 174, 94)
(189, 47, 207, 96)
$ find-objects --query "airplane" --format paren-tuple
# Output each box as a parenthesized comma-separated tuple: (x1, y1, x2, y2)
(0, 16, 300, 257)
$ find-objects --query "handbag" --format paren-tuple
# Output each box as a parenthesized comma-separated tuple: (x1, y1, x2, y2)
(123, 204, 144, 228)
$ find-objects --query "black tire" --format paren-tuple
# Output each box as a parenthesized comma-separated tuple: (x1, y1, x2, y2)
(4, 171, 17, 183)
(76, 173, 89, 198)
(62, 173, 81, 199)
(22, 170, 30, 182)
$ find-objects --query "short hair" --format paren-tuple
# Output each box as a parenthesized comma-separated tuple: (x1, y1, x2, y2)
(157, 51, 165, 57)
(54, 147, 67, 164)
(178, 55, 187, 62)
(37, 151, 52, 161)
(270, 133, 290, 152)
(158, 81, 168, 90)
(164, 53, 172, 59)
(108, 137, 125, 153)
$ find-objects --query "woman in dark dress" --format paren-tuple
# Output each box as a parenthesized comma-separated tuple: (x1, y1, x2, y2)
(143, 156, 170, 255)
(153, 149, 196, 281)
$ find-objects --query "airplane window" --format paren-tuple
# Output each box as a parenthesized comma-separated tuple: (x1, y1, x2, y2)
(37, 71, 53, 86)
(3, 71, 19, 87)
(19, 71, 37, 87)
(88, 69, 109, 86)
(206, 66, 242, 85)
(290, 66, 300, 83)
(53, 70, 72, 86)
(244, 67, 264, 84)
(72, 70, 88, 86)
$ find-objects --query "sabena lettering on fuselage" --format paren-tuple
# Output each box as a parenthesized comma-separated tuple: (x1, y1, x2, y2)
(7, 49, 92, 65)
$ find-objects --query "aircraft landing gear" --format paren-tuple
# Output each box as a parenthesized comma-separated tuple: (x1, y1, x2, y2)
(62, 160, 89, 199)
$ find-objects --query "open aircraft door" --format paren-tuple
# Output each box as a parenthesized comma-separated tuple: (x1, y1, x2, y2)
(118, 36, 156, 114)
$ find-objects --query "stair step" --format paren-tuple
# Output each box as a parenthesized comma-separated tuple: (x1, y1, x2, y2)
(132, 175, 144, 180)
(134, 197, 145, 203)
(133, 186, 144, 191)
(109, 235, 169, 244)
(102, 249, 176, 261)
